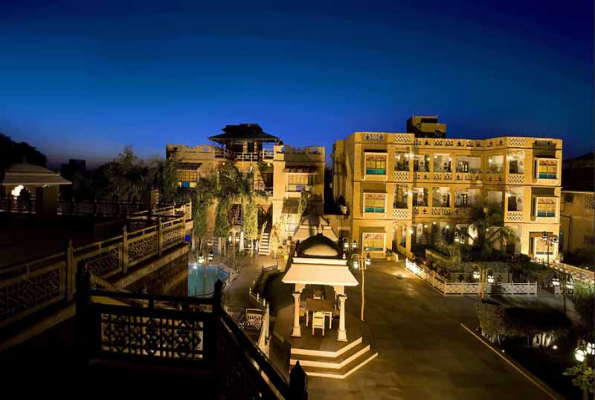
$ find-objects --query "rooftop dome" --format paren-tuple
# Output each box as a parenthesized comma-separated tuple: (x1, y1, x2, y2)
(296, 233, 341, 258)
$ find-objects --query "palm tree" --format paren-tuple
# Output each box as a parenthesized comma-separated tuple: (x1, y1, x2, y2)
(458, 202, 516, 260)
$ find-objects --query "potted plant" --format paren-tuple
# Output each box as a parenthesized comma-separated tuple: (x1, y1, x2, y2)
(385, 249, 393, 261)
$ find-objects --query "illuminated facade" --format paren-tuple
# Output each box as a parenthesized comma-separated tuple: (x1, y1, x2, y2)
(166, 124, 324, 236)
(332, 125, 563, 260)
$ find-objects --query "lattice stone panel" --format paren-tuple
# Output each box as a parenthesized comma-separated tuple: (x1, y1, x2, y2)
(442, 208, 451, 215)
(393, 209, 410, 219)
(86, 247, 120, 277)
(0, 267, 62, 324)
(364, 133, 384, 141)
(129, 234, 158, 264)
(100, 313, 204, 360)
(433, 173, 442, 180)
(506, 212, 524, 222)
(432, 208, 441, 215)
(393, 134, 412, 144)
(444, 173, 452, 180)
(394, 171, 411, 181)
(509, 137, 526, 147)
(509, 174, 525, 184)
(163, 226, 182, 249)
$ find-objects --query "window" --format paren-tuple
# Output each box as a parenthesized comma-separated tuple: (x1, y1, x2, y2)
(487, 155, 504, 174)
(364, 193, 386, 213)
(433, 154, 452, 172)
(393, 185, 408, 209)
(536, 160, 557, 179)
(534, 238, 554, 255)
(456, 156, 482, 173)
(178, 170, 198, 184)
(413, 154, 430, 172)
(365, 154, 387, 175)
(363, 232, 385, 251)
(536, 198, 556, 218)
(459, 193, 468, 206)
(287, 174, 313, 192)
(394, 152, 410, 171)
(412, 188, 428, 206)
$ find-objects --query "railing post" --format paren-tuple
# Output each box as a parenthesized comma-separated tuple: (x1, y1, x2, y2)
(213, 279, 223, 315)
(289, 361, 308, 400)
(65, 238, 75, 302)
(93, 199, 98, 216)
(122, 226, 129, 275)
(75, 262, 91, 369)
(158, 217, 163, 256)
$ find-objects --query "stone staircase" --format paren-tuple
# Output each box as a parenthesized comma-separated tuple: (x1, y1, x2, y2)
(259, 230, 270, 256)
(289, 337, 378, 379)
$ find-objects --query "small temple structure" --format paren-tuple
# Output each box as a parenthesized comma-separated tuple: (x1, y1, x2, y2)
(276, 232, 378, 378)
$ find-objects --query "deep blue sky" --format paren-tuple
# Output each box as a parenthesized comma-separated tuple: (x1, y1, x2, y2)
(1, 0, 593, 167)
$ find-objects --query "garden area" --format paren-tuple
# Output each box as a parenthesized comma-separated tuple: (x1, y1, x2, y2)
(476, 282, 594, 399)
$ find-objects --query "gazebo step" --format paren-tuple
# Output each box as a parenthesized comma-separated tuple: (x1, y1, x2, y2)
(290, 342, 370, 369)
(290, 336, 362, 358)
(296, 351, 378, 379)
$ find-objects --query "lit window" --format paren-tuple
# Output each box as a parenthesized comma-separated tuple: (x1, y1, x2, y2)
(394, 152, 410, 171)
(287, 174, 313, 192)
(536, 198, 556, 217)
(365, 154, 387, 175)
(537, 160, 557, 179)
(363, 233, 385, 251)
(364, 193, 386, 213)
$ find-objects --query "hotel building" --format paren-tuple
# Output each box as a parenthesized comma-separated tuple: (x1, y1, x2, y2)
(331, 117, 563, 260)
(166, 124, 325, 239)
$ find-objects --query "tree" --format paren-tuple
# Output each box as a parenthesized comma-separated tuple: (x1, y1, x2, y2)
(214, 198, 230, 253)
(0, 133, 47, 170)
(193, 174, 217, 251)
(243, 199, 258, 255)
(297, 187, 311, 218)
(459, 203, 516, 260)
(567, 282, 595, 339)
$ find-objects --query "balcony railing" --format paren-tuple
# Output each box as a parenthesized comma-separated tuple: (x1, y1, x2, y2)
(505, 211, 524, 222)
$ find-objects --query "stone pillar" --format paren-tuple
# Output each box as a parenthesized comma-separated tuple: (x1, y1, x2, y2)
(239, 230, 245, 252)
(291, 291, 302, 337)
(337, 294, 347, 342)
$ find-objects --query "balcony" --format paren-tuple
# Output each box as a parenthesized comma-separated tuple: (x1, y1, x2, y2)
(505, 211, 524, 222)
(393, 170, 411, 181)
(413, 206, 430, 215)
(507, 173, 525, 184)
(392, 208, 411, 219)
(453, 207, 471, 216)
(432, 207, 451, 216)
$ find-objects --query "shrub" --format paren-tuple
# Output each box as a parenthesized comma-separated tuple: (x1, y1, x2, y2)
(476, 301, 506, 343)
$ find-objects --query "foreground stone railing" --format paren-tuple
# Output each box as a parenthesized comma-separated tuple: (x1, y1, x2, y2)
(78, 274, 307, 399)
(0, 216, 187, 329)
(405, 259, 537, 296)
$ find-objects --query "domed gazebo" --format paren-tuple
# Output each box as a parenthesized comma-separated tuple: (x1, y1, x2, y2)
(282, 233, 358, 341)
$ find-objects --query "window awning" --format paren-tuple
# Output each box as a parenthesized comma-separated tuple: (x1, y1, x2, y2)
(176, 162, 202, 171)
(361, 226, 386, 233)
(283, 166, 318, 174)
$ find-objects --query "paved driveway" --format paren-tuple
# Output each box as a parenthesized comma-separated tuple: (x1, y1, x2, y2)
(306, 260, 550, 400)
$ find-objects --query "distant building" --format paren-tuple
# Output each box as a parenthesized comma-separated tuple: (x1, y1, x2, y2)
(60, 159, 87, 180)
(166, 124, 325, 240)
(331, 118, 562, 260)
(560, 153, 594, 261)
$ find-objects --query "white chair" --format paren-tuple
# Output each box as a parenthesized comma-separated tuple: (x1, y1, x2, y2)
(312, 311, 325, 336)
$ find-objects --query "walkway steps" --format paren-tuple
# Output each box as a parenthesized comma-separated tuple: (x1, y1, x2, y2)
(259, 231, 270, 256)
(289, 336, 377, 379)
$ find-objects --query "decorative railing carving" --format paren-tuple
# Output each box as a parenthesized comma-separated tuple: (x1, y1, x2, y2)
(505, 211, 524, 222)
(393, 134, 413, 144)
(393, 171, 411, 181)
(0, 216, 188, 329)
(508, 174, 525, 184)
(509, 137, 527, 147)
(78, 276, 307, 399)
(392, 208, 410, 219)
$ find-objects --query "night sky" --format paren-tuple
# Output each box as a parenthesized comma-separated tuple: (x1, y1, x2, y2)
(1, 0, 593, 167)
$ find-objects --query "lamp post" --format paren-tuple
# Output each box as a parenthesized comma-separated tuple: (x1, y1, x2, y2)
(541, 232, 558, 268)
(474, 264, 495, 300)
(573, 339, 594, 400)
(551, 271, 573, 316)
(351, 240, 371, 322)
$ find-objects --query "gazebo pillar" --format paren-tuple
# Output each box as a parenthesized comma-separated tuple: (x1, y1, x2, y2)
(291, 291, 302, 337)
(337, 294, 347, 342)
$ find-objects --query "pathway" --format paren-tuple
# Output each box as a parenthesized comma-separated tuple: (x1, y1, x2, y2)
(305, 260, 551, 400)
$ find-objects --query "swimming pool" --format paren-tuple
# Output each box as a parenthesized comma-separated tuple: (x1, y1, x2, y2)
(188, 264, 229, 297)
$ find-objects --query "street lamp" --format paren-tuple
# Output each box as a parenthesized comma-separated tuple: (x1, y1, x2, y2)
(351, 239, 357, 251)
(198, 252, 205, 264)
(573, 340, 594, 400)
(541, 232, 558, 267)
(474, 264, 496, 300)
(350, 244, 371, 322)
(208, 249, 214, 263)
(552, 271, 573, 315)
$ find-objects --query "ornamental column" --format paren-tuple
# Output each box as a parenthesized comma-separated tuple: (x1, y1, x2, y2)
(337, 294, 347, 342)
(291, 291, 302, 337)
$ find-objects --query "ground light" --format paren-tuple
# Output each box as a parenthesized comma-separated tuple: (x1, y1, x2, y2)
(198, 252, 205, 263)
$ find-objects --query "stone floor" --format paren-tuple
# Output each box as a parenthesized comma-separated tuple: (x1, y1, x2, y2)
(304, 260, 551, 400)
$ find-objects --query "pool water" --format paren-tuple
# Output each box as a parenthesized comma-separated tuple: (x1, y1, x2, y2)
(188, 264, 229, 297)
